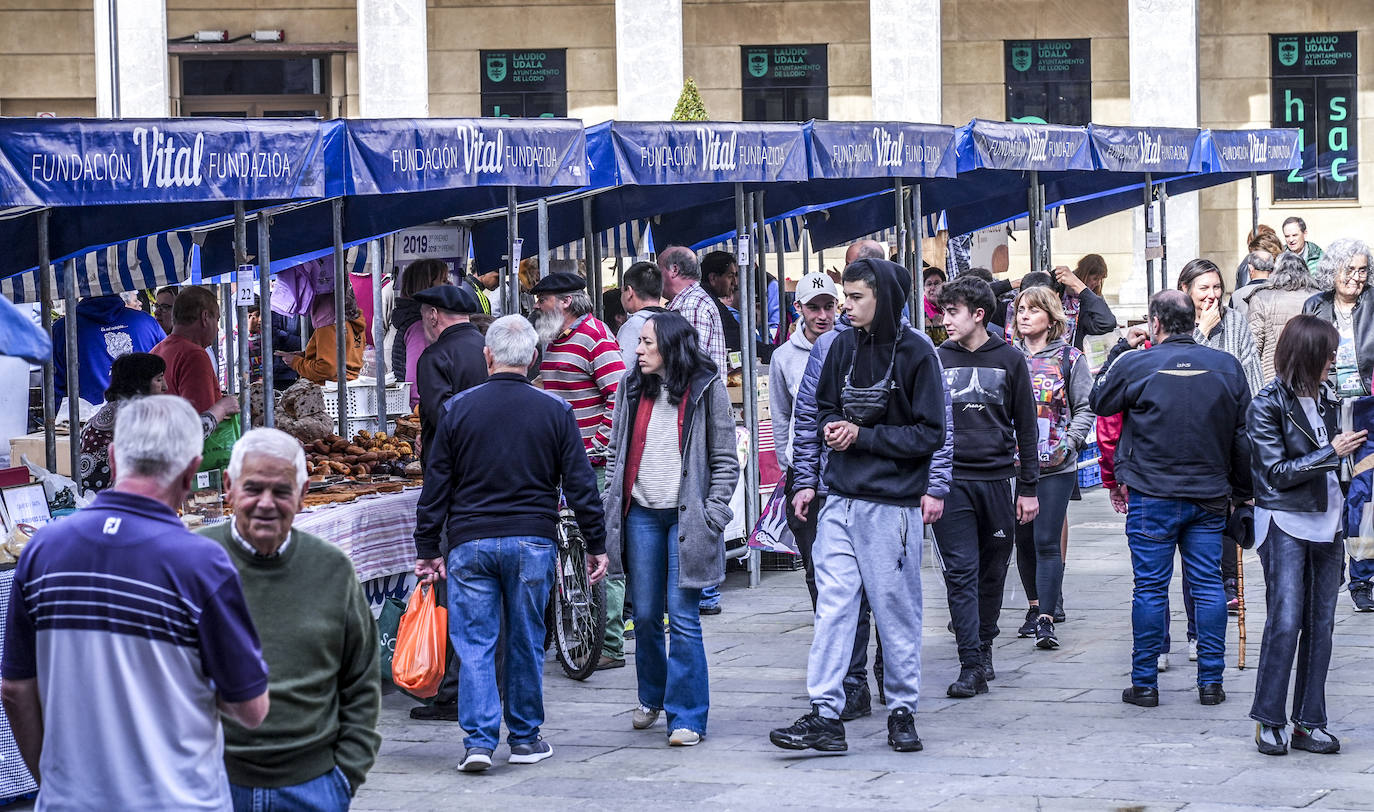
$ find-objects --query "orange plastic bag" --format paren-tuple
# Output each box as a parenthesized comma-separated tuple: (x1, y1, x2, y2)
(391, 582, 447, 698)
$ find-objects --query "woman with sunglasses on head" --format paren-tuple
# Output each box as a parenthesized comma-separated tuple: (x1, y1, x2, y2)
(1248, 314, 1365, 755)
(1303, 238, 1374, 612)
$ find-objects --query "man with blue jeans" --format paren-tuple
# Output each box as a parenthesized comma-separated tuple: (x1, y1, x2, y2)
(1091, 289, 1252, 707)
(415, 316, 608, 773)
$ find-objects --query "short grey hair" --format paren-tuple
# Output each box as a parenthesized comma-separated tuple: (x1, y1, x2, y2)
(1247, 250, 1275, 275)
(112, 395, 204, 487)
(851, 240, 887, 260)
(1314, 237, 1373, 291)
(658, 246, 700, 281)
(228, 428, 307, 490)
(486, 315, 539, 368)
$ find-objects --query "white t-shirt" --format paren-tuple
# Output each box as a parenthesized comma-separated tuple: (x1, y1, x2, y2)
(631, 390, 682, 510)
(1256, 396, 1343, 545)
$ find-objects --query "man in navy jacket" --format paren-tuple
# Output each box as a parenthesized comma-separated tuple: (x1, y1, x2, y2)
(1091, 289, 1252, 709)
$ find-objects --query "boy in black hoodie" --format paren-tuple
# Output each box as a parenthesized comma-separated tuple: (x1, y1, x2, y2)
(932, 276, 1040, 699)
(769, 259, 946, 755)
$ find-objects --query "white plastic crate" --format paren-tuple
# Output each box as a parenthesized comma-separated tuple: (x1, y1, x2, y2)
(321, 380, 412, 421)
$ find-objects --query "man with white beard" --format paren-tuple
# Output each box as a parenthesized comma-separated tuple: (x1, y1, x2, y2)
(532, 271, 628, 669)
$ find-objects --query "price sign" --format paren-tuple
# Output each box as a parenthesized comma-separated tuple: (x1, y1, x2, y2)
(736, 234, 753, 269)
(235, 265, 256, 306)
(511, 238, 524, 265)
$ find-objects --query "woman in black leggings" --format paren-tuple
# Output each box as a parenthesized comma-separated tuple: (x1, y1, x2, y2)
(1010, 286, 1096, 648)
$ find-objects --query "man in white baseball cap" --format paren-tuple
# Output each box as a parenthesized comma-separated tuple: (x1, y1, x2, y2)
(768, 270, 840, 598)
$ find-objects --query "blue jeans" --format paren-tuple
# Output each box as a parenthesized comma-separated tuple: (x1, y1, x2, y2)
(1251, 525, 1343, 728)
(447, 536, 557, 751)
(625, 504, 710, 735)
(699, 584, 720, 610)
(230, 766, 351, 811)
(1349, 556, 1374, 590)
(1125, 493, 1227, 688)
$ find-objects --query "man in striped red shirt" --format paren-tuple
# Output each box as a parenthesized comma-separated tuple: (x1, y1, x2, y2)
(533, 272, 628, 458)
(532, 271, 629, 669)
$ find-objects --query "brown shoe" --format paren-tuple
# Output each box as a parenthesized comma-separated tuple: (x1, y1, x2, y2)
(595, 655, 626, 671)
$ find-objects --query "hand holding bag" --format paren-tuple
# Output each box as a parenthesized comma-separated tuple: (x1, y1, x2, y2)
(391, 582, 447, 698)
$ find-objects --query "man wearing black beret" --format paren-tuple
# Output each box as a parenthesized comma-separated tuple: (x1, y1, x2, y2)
(408, 283, 490, 722)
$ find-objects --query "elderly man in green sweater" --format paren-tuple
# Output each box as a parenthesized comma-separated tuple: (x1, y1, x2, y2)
(201, 428, 381, 811)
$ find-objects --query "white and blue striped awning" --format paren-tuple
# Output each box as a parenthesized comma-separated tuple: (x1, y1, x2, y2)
(551, 220, 652, 261)
(1, 231, 193, 304)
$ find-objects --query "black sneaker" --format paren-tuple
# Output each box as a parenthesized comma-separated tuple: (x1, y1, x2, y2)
(1225, 578, 1240, 614)
(980, 644, 996, 681)
(769, 705, 847, 752)
(1016, 607, 1038, 637)
(1034, 617, 1059, 650)
(946, 666, 988, 698)
(886, 708, 923, 752)
(839, 681, 872, 721)
(1198, 683, 1226, 706)
(1121, 685, 1159, 707)
(1291, 725, 1340, 754)
(458, 747, 493, 772)
(1352, 584, 1374, 613)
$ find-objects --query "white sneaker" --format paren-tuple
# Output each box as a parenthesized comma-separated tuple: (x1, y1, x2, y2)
(633, 705, 661, 730)
(668, 728, 701, 746)
(1157, 653, 1169, 672)
(458, 747, 492, 772)
(509, 739, 554, 764)
(1188, 639, 1199, 662)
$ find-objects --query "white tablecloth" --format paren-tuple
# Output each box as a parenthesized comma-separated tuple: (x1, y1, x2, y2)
(294, 488, 422, 583)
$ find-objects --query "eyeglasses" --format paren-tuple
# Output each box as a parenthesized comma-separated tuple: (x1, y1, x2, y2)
(1341, 266, 1369, 279)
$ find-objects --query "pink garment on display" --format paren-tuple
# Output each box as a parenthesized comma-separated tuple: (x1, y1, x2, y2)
(405, 321, 429, 408)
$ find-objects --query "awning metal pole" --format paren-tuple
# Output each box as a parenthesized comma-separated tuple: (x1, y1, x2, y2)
(63, 258, 80, 480)
(234, 202, 251, 424)
(581, 198, 594, 286)
(1028, 171, 1041, 276)
(220, 285, 235, 395)
(1250, 172, 1260, 236)
(754, 190, 768, 344)
(256, 212, 274, 429)
(736, 182, 761, 588)
(332, 198, 349, 435)
(38, 210, 57, 471)
(913, 184, 925, 330)
(505, 187, 520, 316)
(369, 239, 386, 432)
(773, 220, 785, 339)
(1144, 174, 1155, 298)
(1159, 184, 1169, 291)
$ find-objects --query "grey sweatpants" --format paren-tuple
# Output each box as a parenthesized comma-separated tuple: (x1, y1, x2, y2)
(807, 496, 924, 717)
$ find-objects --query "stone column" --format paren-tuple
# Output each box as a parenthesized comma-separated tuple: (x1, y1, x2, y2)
(357, 0, 430, 117)
(869, 0, 941, 122)
(615, 0, 683, 120)
(1124, 0, 1200, 307)
(93, 0, 169, 117)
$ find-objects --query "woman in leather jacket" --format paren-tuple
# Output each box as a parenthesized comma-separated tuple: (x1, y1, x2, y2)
(1247, 315, 1367, 757)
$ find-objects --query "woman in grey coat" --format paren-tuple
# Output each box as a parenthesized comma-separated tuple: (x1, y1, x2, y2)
(602, 311, 740, 747)
(1247, 251, 1322, 384)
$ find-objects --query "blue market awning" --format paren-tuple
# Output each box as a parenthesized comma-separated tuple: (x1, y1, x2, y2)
(0, 117, 344, 281)
(1063, 127, 1301, 227)
(806, 121, 958, 181)
(196, 117, 590, 278)
(1, 231, 193, 303)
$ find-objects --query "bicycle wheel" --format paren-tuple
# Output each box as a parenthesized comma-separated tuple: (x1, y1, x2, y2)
(549, 514, 607, 680)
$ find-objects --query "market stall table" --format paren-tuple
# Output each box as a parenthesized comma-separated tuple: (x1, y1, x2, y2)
(293, 486, 423, 586)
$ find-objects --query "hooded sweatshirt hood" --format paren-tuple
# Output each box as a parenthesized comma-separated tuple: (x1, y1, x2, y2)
(77, 295, 133, 324)
(846, 258, 910, 387)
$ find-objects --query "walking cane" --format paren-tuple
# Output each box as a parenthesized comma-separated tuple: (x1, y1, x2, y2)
(1236, 541, 1247, 669)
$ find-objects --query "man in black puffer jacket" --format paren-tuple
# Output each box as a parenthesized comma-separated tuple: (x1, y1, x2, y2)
(770, 258, 945, 755)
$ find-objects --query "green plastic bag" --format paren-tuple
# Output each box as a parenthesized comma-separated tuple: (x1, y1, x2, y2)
(377, 595, 432, 703)
(199, 413, 241, 473)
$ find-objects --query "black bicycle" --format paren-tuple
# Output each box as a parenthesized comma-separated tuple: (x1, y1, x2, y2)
(545, 505, 606, 680)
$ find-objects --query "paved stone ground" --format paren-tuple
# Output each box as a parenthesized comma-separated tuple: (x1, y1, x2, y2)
(353, 488, 1374, 810)
(347, 488, 1374, 810)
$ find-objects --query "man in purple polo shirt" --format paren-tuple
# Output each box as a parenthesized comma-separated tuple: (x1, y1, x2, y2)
(1, 395, 269, 811)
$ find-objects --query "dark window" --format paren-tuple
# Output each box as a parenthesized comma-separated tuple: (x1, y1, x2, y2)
(1271, 32, 1358, 201)
(1004, 39, 1091, 126)
(740, 45, 828, 122)
(182, 58, 323, 96)
(480, 50, 568, 118)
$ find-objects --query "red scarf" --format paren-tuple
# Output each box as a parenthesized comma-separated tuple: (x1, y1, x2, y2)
(620, 387, 688, 514)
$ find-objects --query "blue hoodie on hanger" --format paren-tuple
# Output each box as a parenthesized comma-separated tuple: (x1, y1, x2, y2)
(53, 295, 166, 406)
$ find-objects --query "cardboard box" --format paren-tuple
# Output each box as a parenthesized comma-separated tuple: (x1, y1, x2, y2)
(8, 432, 72, 476)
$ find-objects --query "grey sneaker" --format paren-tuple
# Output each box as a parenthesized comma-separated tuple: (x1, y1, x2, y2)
(509, 739, 554, 764)
(458, 747, 493, 772)
(668, 728, 702, 746)
(632, 705, 661, 730)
